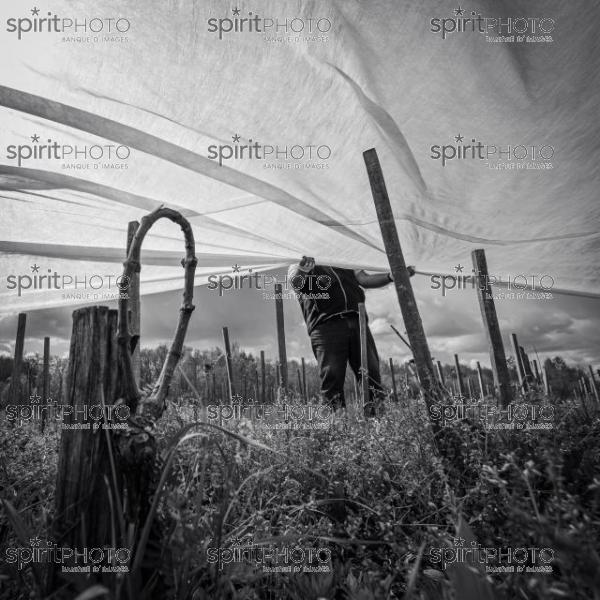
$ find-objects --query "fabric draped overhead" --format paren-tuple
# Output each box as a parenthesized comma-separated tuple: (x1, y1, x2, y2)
(0, 0, 598, 313)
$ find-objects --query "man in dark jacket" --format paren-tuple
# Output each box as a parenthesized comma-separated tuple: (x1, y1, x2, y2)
(288, 256, 415, 415)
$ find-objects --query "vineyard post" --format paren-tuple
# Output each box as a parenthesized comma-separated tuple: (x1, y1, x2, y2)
(436, 361, 445, 386)
(358, 303, 371, 416)
(389, 357, 398, 403)
(476, 361, 485, 400)
(222, 326, 235, 400)
(454, 354, 465, 398)
(301, 357, 308, 402)
(511, 333, 527, 392)
(542, 364, 550, 395)
(260, 350, 266, 403)
(126, 221, 141, 385)
(467, 377, 474, 400)
(582, 377, 590, 398)
(274, 283, 288, 390)
(49, 307, 120, 593)
(9, 312, 26, 406)
(41, 337, 50, 433)
(520, 346, 534, 379)
(588, 365, 600, 404)
(363, 148, 439, 416)
(532, 359, 541, 383)
(471, 249, 512, 407)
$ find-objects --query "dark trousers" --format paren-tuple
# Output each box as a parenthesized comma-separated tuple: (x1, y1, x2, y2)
(310, 315, 383, 415)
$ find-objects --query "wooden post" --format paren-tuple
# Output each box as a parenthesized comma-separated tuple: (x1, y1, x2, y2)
(520, 346, 533, 379)
(363, 148, 439, 414)
(9, 313, 26, 406)
(511, 333, 526, 392)
(542, 364, 550, 395)
(476, 361, 485, 400)
(389, 357, 398, 402)
(57, 367, 63, 403)
(467, 377, 474, 400)
(41, 337, 50, 433)
(26, 362, 31, 400)
(222, 326, 235, 399)
(471, 249, 513, 406)
(532, 359, 541, 383)
(296, 368, 302, 395)
(436, 361, 445, 386)
(588, 366, 599, 403)
(358, 303, 372, 416)
(50, 307, 121, 592)
(254, 368, 259, 402)
(301, 357, 308, 402)
(126, 221, 141, 385)
(454, 354, 465, 398)
(260, 350, 266, 403)
(274, 283, 288, 390)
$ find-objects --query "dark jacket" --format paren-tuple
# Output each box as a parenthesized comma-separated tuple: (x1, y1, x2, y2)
(289, 265, 365, 335)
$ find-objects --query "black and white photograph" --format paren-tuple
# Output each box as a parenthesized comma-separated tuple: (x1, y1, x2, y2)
(0, 1, 599, 599)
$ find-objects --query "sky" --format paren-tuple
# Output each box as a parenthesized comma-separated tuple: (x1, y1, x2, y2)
(0, 0, 598, 374)
(1, 265, 598, 372)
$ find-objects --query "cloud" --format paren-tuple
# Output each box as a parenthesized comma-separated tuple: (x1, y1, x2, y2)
(0, 270, 598, 374)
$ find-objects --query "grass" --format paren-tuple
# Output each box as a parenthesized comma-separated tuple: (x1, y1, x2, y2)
(0, 388, 599, 600)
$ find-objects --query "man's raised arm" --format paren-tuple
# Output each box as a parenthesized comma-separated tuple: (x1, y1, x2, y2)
(355, 266, 415, 289)
(288, 256, 316, 283)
